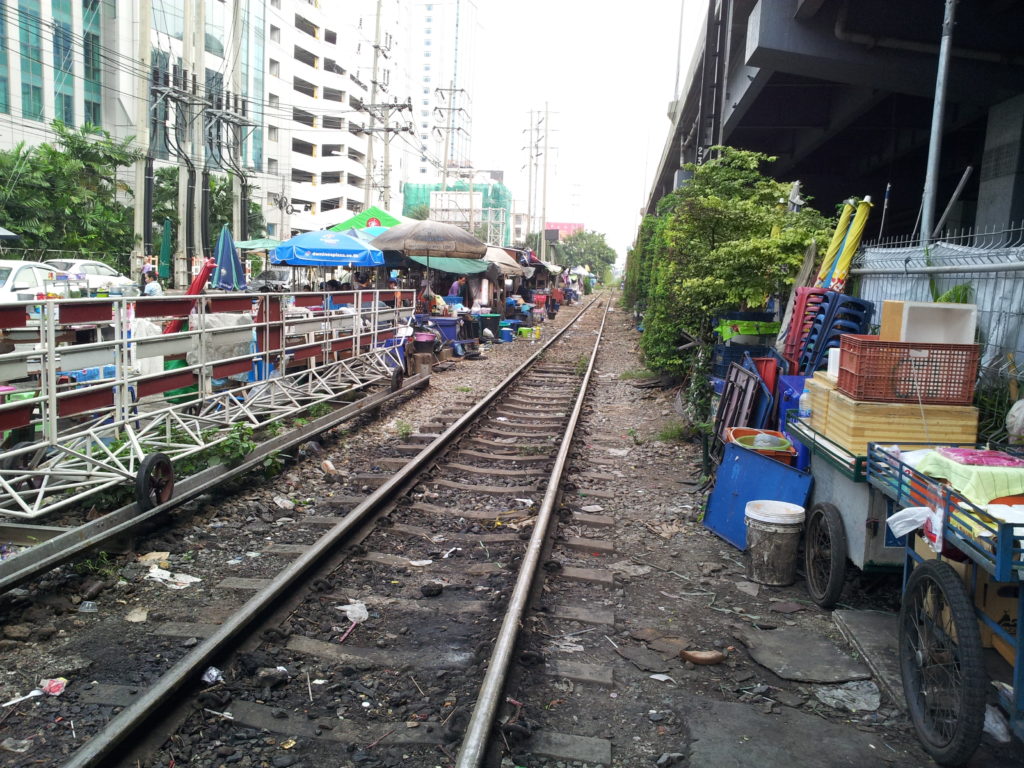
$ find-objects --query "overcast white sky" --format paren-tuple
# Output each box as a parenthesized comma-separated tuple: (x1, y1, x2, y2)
(468, 1, 704, 263)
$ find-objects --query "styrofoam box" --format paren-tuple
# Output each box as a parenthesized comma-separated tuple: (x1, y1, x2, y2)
(900, 301, 977, 345)
(827, 347, 842, 379)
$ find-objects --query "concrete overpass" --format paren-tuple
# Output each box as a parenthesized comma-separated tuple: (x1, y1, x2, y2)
(647, 0, 1024, 237)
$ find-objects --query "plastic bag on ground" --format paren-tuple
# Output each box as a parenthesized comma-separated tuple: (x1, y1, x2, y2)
(337, 601, 369, 623)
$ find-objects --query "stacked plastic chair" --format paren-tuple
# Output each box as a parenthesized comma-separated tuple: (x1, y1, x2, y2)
(782, 287, 828, 372)
(798, 293, 874, 374)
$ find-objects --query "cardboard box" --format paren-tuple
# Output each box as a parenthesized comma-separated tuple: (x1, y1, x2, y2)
(825, 389, 977, 456)
(879, 300, 904, 342)
(975, 569, 1018, 660)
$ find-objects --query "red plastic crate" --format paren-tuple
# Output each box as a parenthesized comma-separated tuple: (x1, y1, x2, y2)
(836, 334, 980, 405)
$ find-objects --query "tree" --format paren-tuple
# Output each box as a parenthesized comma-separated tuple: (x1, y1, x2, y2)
(635, 146, 831, 376)
(0, 121, 141, 269)
(552, 229, 616, 273)
(408, 204, 430, 220)
(151, 167, 266, 255)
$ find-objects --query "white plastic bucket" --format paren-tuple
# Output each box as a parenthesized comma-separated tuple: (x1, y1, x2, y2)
(745, 500, 805, 586)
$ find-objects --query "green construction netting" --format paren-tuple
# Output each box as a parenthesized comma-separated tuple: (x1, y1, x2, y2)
(409, 256, 489, 275)
(402, 182, 513, 245)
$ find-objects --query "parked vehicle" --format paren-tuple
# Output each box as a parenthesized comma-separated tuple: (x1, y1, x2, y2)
(44, 259, 135, 292)
(249, 268, 291, 292)
(0, 260, 70, 302)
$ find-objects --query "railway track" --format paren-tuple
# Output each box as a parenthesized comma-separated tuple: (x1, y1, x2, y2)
(0, 295, 614, 768)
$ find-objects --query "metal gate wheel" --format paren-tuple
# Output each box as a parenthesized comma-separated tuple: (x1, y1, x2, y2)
(135, 453, 175, 511)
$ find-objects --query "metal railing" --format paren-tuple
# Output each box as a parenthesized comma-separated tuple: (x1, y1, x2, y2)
(0, 289, 415, 519)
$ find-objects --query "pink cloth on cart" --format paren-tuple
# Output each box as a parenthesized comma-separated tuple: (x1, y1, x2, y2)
(936, 447, 1024, 468)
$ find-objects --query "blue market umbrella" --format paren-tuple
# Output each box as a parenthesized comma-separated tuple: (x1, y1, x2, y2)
(211, 224, 247, 290)
(340, 226, 390, 243)
(271, 229, 384, 268)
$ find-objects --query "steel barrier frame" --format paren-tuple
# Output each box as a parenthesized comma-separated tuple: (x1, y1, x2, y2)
(0, 289, 416, 519)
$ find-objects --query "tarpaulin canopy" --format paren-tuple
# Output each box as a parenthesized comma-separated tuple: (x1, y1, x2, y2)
(542, 261, 564, 275)
(272, 230, 384, 267)
(339, 226, 390, 243)
(409, 255, 490, 275)
(371, 220, 487, 259)
(329, 206, 407, 231)
(235, 237, 282, 250)
(484, 246, 525, 276)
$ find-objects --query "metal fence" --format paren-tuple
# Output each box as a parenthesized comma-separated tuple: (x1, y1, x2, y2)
(851, 222, 1024, 441)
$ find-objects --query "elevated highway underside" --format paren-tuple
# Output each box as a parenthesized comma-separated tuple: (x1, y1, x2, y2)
(650, 0, 1024, 236)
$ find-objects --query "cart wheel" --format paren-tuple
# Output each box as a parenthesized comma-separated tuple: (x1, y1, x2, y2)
(135, 453, 175, 511)
(804, 502, 847, 609)
(390, 367, 404, 392)
(0, 441, 45, 492)
(899, 560, 986, 767)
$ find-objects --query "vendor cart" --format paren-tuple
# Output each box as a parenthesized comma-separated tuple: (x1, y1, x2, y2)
(788, 418, 906, 608)
(867, 443, 1023, 766)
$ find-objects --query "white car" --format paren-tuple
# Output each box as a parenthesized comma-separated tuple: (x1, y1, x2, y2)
(0, 260, 70, 302)
(44, 259, 136, 292)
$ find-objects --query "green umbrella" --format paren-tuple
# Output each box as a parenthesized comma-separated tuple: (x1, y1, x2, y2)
(158, 218, 172, 279)
(235, 237, 282, 250)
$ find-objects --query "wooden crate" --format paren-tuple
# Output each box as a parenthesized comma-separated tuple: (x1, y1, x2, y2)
(805, 372, 835, 433)
(825, 389, 977, 455)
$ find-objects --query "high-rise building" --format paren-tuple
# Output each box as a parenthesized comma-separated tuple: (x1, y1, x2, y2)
(406, 0, 477, 190)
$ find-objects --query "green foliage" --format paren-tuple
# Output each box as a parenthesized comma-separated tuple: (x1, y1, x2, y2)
(0, 122, 141, 268)
(656, 421, 691, 442)
(308, 402, 333, 419)
(262, 451, 285, 478)
(573, 354, 590, 375)
(408, 204, 430, 220)
(74, 550, 120, 580)
(934, 283, 973, 304)
(217, 422, 256, 466)
(395, 420, 413, 440)
(629, 147, 831, 377)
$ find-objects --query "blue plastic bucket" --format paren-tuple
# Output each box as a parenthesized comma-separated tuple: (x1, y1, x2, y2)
(499, 328, 515, 343)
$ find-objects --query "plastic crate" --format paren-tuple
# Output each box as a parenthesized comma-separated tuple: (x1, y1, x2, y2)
(836, 334, 979, 405)
(711, 343, 771, 379)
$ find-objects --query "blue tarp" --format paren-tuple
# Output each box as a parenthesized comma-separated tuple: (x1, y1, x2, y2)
(272, 230, 384, 267)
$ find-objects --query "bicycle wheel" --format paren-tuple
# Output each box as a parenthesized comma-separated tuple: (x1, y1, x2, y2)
(899, 560, 986, 766)
(804, 502, 847, 609)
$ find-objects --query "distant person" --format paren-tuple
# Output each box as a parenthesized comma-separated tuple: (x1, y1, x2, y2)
(354, 273, 371, 289)
(519, 284, 533, 303)
(143, 271, 163, 297)
(325, 279, 343, 291)
(383, 278, 399, 308)
(448, 274, 467, 297)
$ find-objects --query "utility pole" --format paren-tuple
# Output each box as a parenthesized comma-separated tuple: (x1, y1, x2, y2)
(131, 0, 152, 280)
(364, 0, 383, 208)
(173, 0, 194, 288)
(230, 0, 243, 237)
(193, 0, 207, 267)
(540, 101, 549, 262)
(525, 110, 534, 244)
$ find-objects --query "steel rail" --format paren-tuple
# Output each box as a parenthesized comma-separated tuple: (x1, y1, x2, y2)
(62, 296, 601, 768)
(456, 298, 610, 767)
(0, 373, 429, 594)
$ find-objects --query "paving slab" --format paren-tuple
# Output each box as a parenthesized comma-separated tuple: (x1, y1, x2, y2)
(738, 626, 871, 683)
(678, 694, 888, 768)
(834, 609, 903, 710)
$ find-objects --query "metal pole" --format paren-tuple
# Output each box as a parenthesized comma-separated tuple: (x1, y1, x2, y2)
(877, 182, 891, 240)
(540, 101, 549, 261)
(932, 165, 973, 238)
(132, 0, 152, 280)
(920, 0, 958, 246)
